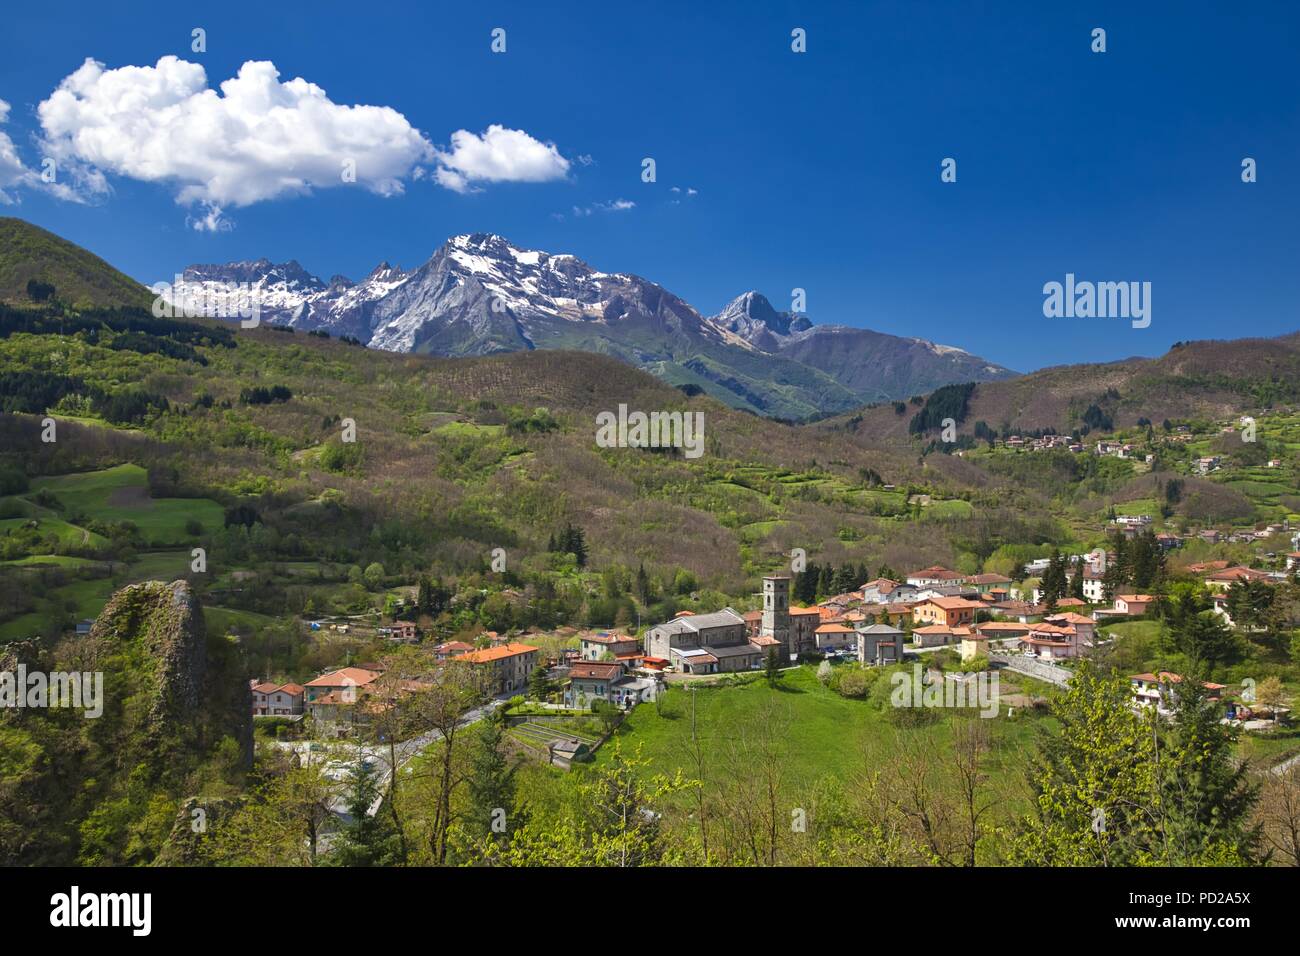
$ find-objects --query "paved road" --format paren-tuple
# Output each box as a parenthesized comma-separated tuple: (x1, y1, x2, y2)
(268, 696, 506, 819)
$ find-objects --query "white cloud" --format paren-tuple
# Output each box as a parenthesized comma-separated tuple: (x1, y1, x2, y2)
(21, 56, 576, 225)
(432, 124, 571, 193)
(0, 99, 36, 204)
(570, 197, 635, 217)
(38, 57, 434, 227)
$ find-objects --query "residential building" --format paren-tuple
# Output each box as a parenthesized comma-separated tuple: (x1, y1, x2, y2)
(912, 596, 983, 628)
(814, 621, 855, 651)
(912, 624, 955, 648)
(580, 631, 640, 661)
(564, 662, 624, 708)
(304, 667, 382, 704)
(789, 606, 822, 658)
(1130, 672, 1225, 713)
(1115, 594, 1155, 616)
(860, 578, 919, 604)
(432, 640, 474, 660)
(1113, 514, 1152, 527)
(857, 623, 905, 665)
(459, 642, 539, 695)
(1018, 621, 1080, 661)
(1204, 566, 1273, 591)
(905, 565, 967, 588)
(251, 680, 305, 716)
(965, 572, 1013, 595)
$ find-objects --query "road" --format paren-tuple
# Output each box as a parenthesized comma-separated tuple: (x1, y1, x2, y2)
(269, 697, 507, 821)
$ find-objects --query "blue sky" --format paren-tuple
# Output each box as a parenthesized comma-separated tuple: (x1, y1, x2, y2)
(1, 0, 1296, 372)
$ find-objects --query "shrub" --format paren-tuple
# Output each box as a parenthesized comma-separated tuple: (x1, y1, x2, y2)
(0, 466, 28, 495)
(835, 667, 869, 698)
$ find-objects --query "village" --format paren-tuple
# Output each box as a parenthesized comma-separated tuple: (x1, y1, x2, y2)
(250, 539, 1300, 778)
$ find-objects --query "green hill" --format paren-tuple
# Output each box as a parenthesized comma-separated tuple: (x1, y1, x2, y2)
(0, 217, 153, 309)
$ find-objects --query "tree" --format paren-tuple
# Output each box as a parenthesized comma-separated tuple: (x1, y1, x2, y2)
(1129, 531, 1165, 591)
(1164, 597, 1239, 666)
(1156, 670, 1261, 863)
(528, 664, 550, 700)
(794, 564, 818, 604)
(1069, 557, 1086, 601)
(1258, 764, 1300, 867)
(764, 648, 782, 685)
(817, 564, 833, 599)
(1011, 663, 1258, 866)
(475, 743, 690, 867)
(1011, 664, 1161, 866)
(411, 661, 489, 864)
(635, 562, 651, 606)
(463, 712, 518, 849)
(552, 522, 588, 567)
(330, 759, 403, 866)
(1255, 676, 1287, 727)
(210, 761, 335, 866)
(362, 562, 385, 590)
(1225, 578, 1273, 632)
(26, 279, 55, 302)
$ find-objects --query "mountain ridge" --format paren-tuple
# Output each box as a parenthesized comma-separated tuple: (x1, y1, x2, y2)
(161, 232, 1017, 419)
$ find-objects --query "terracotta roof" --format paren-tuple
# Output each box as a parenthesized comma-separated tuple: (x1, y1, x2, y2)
(1022, 636, 1071, 647)
(920, 596, 984, 610)
(568, 663, 623, 681)
(975, 621, 1029, 632)
(816, 622, 855, 633)
(862, 578, 900, 590)
(681, 652, 717, 665)
(1206, 567, 1271, 582)
(908, 566, 964, 580)
(1046, 612, 1094, 625)
(790, 606, 823, 616)
(966, 573, 1012, 585)
(1131, 672, 1225, 691)
(435, 641, 475, 653)
(1116, 594, 1155, 603)
(305, 667, 382, 688)
(459, 642, 539, 664)
(582, 632, 637, 644)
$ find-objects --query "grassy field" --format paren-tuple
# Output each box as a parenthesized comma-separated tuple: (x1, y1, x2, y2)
(0, 550, 196, 642)
(28, 464, 223, 543)
(593, 665, 1049, 796)
(0, 516, 109, 551)
(0, 575, 117, 641)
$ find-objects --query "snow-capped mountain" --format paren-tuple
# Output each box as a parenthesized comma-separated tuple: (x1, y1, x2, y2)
(709, 291, 812, 351)
(163, 236, 1017, 419)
